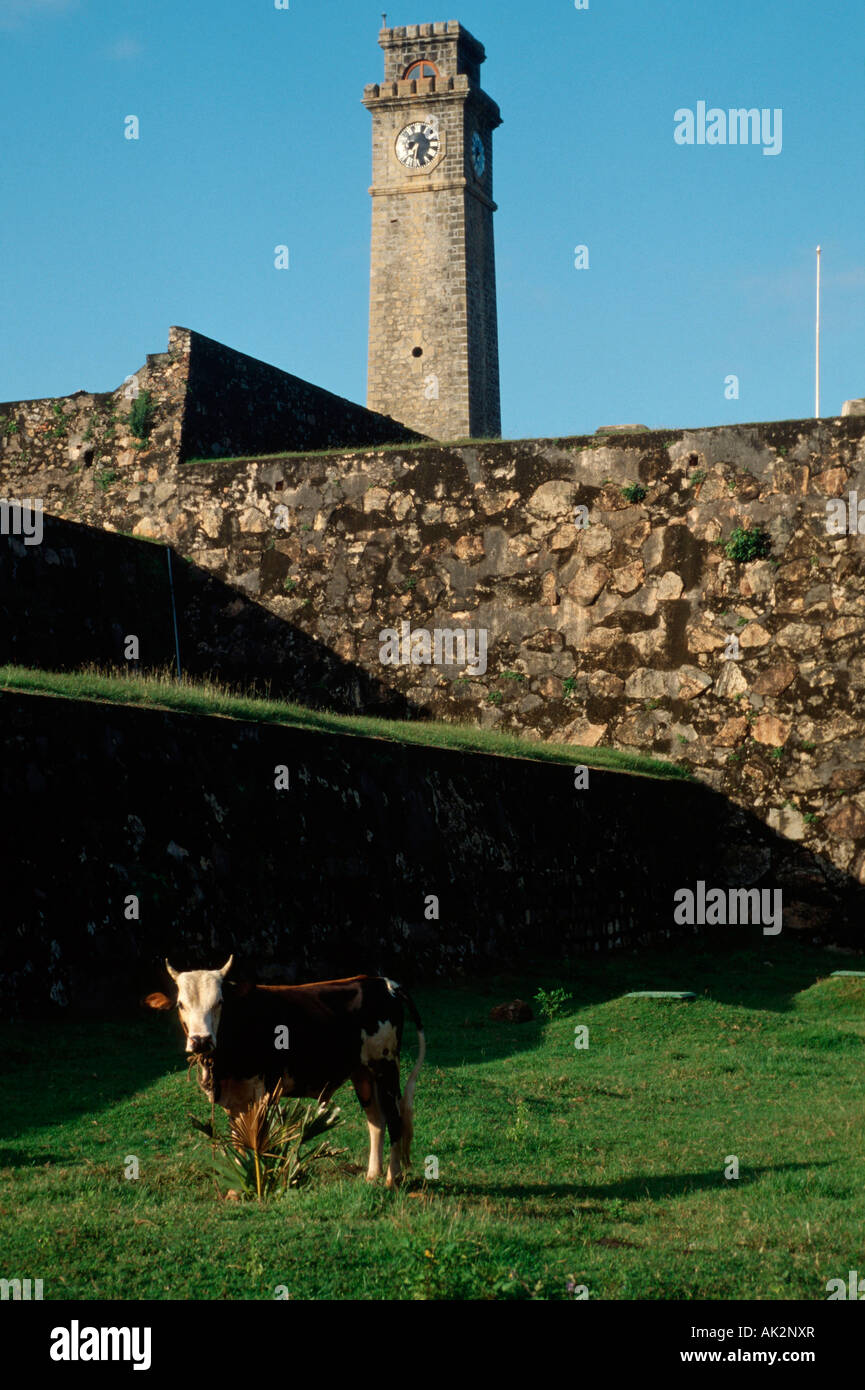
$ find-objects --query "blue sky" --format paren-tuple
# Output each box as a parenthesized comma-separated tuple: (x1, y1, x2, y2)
(1, 0, 863, 438)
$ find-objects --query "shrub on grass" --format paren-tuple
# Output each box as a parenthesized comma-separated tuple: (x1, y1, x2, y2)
(195, 1081, 345, 1200)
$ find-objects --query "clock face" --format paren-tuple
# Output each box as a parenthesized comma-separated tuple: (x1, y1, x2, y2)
(395, 120, 441, 170)
(471, 131, 486, 178)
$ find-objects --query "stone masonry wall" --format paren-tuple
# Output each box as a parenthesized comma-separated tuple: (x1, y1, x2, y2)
(2, 412, 865, 915)
(180, 329, 423, 460)
(3, 687, 858, 1016)
(0, 326, 421, 491)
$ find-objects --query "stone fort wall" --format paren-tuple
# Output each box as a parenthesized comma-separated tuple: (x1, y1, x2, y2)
(0, 325, 421, 487)
(2, 686, 855, 1014)
(2, 376, 865, 922)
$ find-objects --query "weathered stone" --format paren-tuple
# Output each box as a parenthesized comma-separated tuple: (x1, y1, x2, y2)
(738, 561, 775, 598)
(713, 661, 749, 697)
(828, 768, 865, 793)
(132, 517, 164, 539)
(453, 534, 485, 563)
(582, 625, 620, 653)
(540, 571, 558, 605)
(192, 547, 228, 572)
(675, 666, 712, 700)
(752, 661, 797, 696)
(825, 617, 865, 642)
(550, 524, 577, 550)
(752, 714, 791, 746)
(714, 717, 747, 746)
(522, 628, 564, 652)
(550, 716, 607, 747)
(624, 668, 668, 700)
(616, 712, 657, 745)
(739, 622, 771, 649)
(567, 562, 609, 606)
(824, 802, 865, 840)
(416, 576, 445, 605)
(526, 480, 574, 519)
(689, 626, 726, 653)
(580, 525, 612, 558)
(656, 571, 684, 599)
(629, 628, 668, 662)
(478, 489, 519, 516)
(587, 669, 625, 699)
(611, 559, 644, 595)
(535, 675, 563, 697)
(234, 569, 261, 596)
(777, 622, 820, 651)
(814, 467, 847, 496)
(239, 506, 268, 533)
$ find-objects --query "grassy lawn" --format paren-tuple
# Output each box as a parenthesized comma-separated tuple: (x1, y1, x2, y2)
(0, 664, 690, 780)
(1, 940, 863, 1300)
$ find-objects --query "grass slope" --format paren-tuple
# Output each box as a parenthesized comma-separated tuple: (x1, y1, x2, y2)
(0, 665, 689, 780)
(1, 942, 863, 1300)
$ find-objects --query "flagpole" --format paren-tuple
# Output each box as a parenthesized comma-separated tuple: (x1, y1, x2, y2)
(815, 245, 821, 418)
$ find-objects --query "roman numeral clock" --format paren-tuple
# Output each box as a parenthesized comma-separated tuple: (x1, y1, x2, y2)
(363, 21, 502, 440)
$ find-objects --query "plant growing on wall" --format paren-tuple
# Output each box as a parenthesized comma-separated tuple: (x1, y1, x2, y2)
(622, 482, 647, 503)
(129, 390, 156, 442)
(724, 524, 772, 563)
(50, 401, 68, 439)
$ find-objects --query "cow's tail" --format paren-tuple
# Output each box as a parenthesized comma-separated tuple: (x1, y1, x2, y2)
(392, 983, 425, 1169)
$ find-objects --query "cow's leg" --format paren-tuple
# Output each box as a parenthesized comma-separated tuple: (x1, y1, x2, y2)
(371, 1059, 405, 1188)
(352, 1066, 385, 1181)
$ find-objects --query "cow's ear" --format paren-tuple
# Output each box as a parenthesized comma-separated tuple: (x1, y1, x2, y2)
(144, 991, 174, 1011)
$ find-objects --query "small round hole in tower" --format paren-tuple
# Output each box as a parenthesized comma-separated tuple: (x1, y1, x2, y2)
(411, 347, 423, 358)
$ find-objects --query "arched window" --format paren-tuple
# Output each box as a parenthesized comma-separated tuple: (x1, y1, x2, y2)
(403, 60, 439, 80)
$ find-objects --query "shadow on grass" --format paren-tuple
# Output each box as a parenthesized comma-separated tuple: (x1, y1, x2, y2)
(446, 1161, 828, 1203)
(0, 1017, 182, 1145)
(428, 938, 862, 1033)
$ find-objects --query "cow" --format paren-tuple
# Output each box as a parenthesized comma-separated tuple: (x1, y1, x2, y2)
(145, 956, 426, 1188)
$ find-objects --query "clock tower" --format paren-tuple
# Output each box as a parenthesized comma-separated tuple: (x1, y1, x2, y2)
(363, 21, 502, 440)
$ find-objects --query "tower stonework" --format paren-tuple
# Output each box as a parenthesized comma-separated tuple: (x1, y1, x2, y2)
(363, 21, 502, 440)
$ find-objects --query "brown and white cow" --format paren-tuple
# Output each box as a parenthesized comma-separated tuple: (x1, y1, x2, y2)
(145, 957, 425, 1187)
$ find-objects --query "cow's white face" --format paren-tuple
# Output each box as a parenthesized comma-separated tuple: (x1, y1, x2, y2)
(166, 956, 233, 1054)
